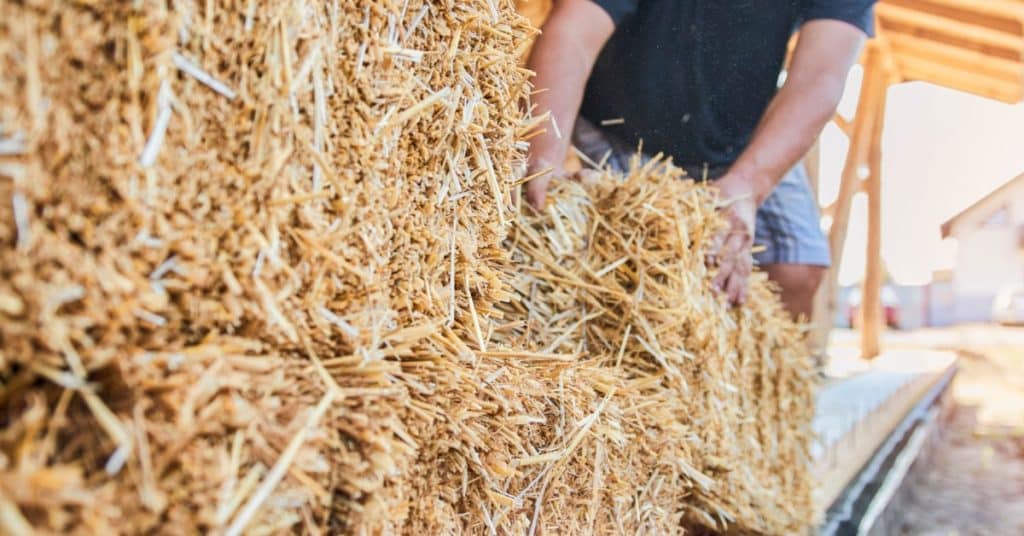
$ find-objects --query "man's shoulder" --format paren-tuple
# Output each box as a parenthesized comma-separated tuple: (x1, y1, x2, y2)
(586, 0, 641, 27)
(800, 0, 877, 36)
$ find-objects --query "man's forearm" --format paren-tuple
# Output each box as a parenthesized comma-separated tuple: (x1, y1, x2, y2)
(721, 19, 865, 205)
(525, 2, 614, 177)
(527, 34, 589, 174)
(724, 74, 845, 204)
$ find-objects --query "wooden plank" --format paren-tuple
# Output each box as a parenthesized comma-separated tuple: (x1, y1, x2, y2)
(897, 54, 1024, 101)
(861, 80, 888, 360)
(877, 3, 1024, 62)
(823, 46, 888, 332)
(886, 32, 1024, 85)
(829, 46, 887, 270)
(813, 351, 957, 514)
(882, 0, 1024, 35)
(805, 139, 828, 360)
(813, 44, 890, 358)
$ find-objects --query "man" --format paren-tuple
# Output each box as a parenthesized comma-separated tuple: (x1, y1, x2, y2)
(524, 0, 875, 319)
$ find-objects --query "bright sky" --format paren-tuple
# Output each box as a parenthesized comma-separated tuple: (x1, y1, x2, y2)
(818, 68, 1024, 286)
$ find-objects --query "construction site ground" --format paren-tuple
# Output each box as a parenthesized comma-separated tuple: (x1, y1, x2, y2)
(831, 325, 1024, 535)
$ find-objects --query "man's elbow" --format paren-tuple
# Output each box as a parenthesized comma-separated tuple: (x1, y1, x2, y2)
(541, 0, 615, 61)
(821, 70, 850, 111)
(789, 69, 849, 120)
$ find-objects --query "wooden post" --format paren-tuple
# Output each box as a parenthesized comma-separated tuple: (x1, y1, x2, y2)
(860, 70, 889, 359)
(829, 44, 887, 279)
(805, 140, 833, 361)
(812, 42, 889, 356)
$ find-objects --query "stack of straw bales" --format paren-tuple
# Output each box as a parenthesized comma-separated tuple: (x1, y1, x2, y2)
(0, 1, 814, 534)
(0, 0, 533, 532)
(490, 161, 816, 533)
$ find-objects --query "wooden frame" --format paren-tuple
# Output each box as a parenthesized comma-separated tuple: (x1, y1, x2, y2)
(811, 42, 894, 359)
(815, 0, 1024, 360)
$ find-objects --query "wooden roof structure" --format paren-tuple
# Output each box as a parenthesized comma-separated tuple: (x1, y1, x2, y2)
(816, 0, 1024, 360)
(877, 0, 1024, 102)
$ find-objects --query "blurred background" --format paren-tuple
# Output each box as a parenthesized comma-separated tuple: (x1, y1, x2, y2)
(795, 3, 1024, 533)
(826, 76, 1024, 331)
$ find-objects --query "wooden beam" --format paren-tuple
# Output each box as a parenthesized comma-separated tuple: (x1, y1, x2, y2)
(882, 0, 1024, 35)
(812, 43, 890, 357)
(861, 77, 889, 360)
(832, 114, 853, 137)
(886, 32, 1024, 85)
(877, 2, 1024, 61)
(829, 44, 888, 273)
(805, 138, 828, 361)
(897, 54, 1024, 102)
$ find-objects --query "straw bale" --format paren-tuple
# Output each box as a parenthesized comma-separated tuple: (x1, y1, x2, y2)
(0, 0, 533, 533)
(480, 160, 817, 534)
(393, 160, 816, 534)
(0, 1, 814, 534)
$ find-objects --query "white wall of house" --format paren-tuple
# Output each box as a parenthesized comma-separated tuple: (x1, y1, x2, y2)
(948, 178, 1024, 322)
(926, 280, 957, 327)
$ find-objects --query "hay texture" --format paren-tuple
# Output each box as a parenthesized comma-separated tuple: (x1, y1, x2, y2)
(489, 160, 817, 533)
(0, 0, 815, 534)
(0, 0, 533, 533)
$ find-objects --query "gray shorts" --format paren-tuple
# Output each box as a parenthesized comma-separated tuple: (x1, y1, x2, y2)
(573, 118, 831, 267)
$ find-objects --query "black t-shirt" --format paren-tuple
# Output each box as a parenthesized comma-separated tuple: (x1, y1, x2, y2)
(581, 0, 875, 168)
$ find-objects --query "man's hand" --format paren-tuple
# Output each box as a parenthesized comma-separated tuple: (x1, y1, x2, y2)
(525, 170, 555, 210)
(709, 176, 758, 306)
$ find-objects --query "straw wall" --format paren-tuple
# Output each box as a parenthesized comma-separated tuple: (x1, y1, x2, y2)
(0, 1, 814, 534)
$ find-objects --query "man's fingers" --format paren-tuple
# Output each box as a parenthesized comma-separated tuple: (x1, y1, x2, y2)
(725, 272, 747, 306)
(713, 232, 746, 278)
(525, 177, 550, 210)
(730, 251, 753, 305)
(526, 189, 546, 211)
(712, 236, 740, 290)
(712, 253, 734, 291)
(724, 224, 753, 253)
(707, 231, 725, 268)
(707, 193, 757, 304)
(711, 230, 754, 305)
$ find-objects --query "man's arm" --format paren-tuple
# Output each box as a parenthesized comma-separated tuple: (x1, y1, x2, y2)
(712, 19, 867, 305)
(524, 0, 615, 210)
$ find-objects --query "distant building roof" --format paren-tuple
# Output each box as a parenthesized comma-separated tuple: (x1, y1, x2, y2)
(941, 171, 1024, 238)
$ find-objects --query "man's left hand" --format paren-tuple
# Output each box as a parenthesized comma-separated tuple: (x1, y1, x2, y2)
(708, 176, 759, 306)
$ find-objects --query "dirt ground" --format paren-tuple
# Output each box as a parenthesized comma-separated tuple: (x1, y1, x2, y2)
(849, 325, 1024, 535)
